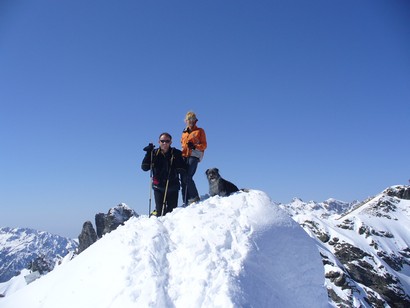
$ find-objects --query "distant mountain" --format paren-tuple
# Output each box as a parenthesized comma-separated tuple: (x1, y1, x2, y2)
(0, 227, 78, 283)
(282, 197, 359, 218)
(279, 185, 410, 307)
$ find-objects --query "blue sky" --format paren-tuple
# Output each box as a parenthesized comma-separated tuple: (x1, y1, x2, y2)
(1, 0, 409, 238)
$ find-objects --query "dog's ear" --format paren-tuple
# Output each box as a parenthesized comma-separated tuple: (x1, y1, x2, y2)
(215, 168, 219, 173)
(205, 169, 210, 175)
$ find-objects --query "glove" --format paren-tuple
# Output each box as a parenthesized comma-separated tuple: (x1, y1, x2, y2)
(143, 143, 155, 152)
(187, 142, 195, 150)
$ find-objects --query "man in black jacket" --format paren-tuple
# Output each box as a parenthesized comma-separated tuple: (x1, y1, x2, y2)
(142, 132, 186, 216)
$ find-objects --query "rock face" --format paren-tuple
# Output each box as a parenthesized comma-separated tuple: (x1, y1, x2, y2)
(77, 221, 98, 254)
(27, 255, 54, 275)
(384, 185, 410, 200)
(95, 203, 138, 238)
(77, 203, 138, 254)
(280, 185, 410, 307)
(95, 213, 106, 239)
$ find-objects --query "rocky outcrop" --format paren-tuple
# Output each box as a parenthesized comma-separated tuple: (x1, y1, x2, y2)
(77, 204, 138, 254)
(333, 242, 410, 306)
(384, 185, 410, 200)
(77, 221, 98, 254)
(77, 204, 138, 253)
(95, 213, 106, 239)
(95, 203, 138, 238)
(27, 255, 53, 275)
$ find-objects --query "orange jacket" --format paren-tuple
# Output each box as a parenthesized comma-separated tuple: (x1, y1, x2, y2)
(181, 125, 207, 158)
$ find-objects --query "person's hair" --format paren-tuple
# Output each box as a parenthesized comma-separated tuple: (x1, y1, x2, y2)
(159, 132, 172, 140)
(185, 111, 197, 121)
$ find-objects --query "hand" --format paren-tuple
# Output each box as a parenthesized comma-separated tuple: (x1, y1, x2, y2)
(143, 143, 154, 152)
(187, 142, 195, 150)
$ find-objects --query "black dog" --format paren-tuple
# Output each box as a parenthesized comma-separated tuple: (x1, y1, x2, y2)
(205, 168, 239, 197)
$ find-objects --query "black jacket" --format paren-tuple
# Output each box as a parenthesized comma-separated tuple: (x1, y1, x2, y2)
(142, 148, 186, 192)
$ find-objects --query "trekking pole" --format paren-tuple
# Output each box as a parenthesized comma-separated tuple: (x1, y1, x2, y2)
(161, 178, 170, 216)
(148, 149, 154, 216)
(183, 157, 188, 206)
(161, 154, 174, 216)
(184, 175, 188, 206)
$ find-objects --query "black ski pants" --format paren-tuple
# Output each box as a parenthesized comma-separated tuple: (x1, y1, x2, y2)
(154, 189, 178, 216)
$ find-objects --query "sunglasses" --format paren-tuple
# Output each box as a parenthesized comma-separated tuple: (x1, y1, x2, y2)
(160, 140, 171, 143)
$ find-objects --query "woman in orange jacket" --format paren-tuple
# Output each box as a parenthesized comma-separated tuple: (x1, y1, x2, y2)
(180, 111, 207, 205)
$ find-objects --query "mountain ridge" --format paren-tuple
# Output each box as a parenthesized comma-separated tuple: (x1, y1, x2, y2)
(0, 227, 77, 283)
(279, 185, 410, 307)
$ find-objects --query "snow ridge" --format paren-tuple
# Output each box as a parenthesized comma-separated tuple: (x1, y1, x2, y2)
(0, 190, 327, 308)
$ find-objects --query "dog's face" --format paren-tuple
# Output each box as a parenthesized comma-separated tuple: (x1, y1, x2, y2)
(205, 168, 220, 183)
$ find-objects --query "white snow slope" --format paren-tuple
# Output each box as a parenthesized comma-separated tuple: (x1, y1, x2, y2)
(0, 190, 328, 308)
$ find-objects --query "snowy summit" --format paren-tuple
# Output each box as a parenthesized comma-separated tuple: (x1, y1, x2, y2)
(0, 190, 327, 307)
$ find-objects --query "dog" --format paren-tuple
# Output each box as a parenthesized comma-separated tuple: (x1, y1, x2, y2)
(205, 168, 239, 197)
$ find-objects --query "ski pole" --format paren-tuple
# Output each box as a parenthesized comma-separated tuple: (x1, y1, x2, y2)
(161, 178, 170, 216)
(184, 175, 188, 205)
(148, 148, 154, 216)
(183, 157, 188, 205)
(161, 153, 174, 216)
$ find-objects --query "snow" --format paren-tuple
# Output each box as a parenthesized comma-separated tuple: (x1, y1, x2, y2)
(0, 190, 328, 308)
(283, 187, 410, 305)
(0, 269, 29, 297)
